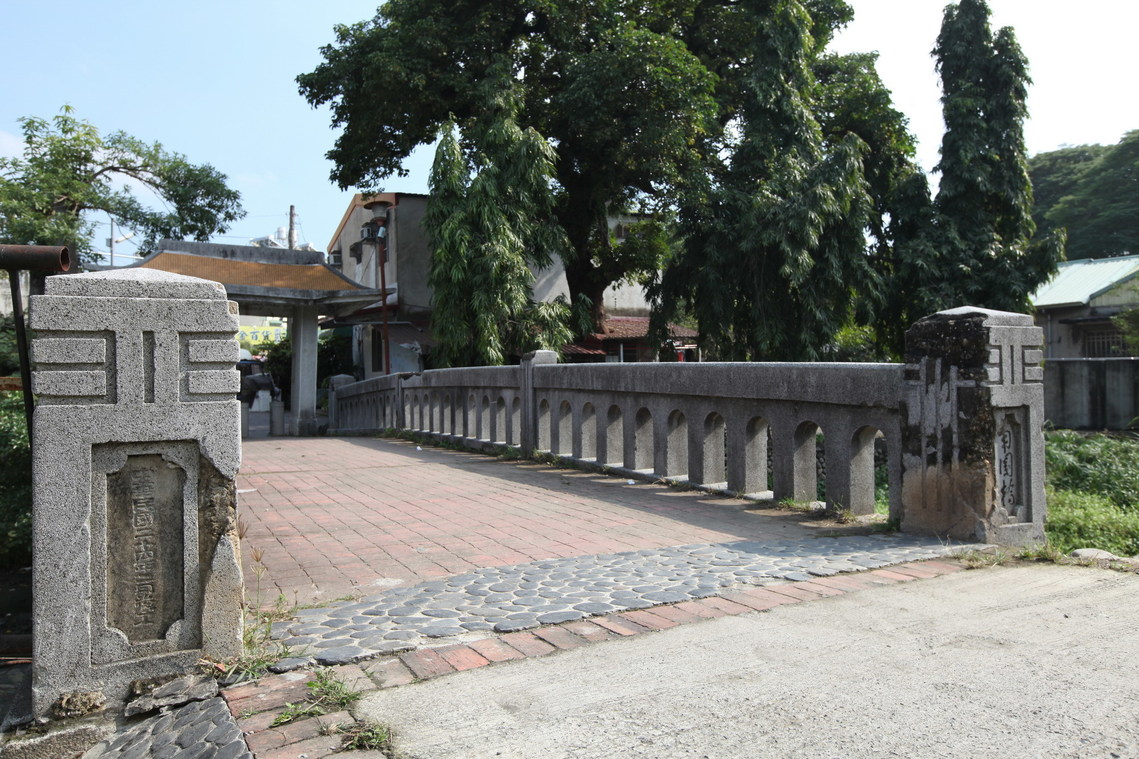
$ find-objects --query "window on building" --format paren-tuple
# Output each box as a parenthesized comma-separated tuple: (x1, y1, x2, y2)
(1082, 327, 1126, 358)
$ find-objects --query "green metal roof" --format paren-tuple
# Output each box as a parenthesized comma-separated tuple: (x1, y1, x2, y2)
(1031, 254, 1139, 308)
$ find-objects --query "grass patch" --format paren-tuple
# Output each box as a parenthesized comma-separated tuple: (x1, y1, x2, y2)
(267, 668, 366, 727)
(1043, 431, 1139, 557)
(270, 701, 324, 727)
(1045, 430, 1139, 511)
(1044, 486, 1139, 557)
(340, 721, 396, 752)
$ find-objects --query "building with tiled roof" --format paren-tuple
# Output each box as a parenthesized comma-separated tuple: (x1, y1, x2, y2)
(1031, 254, 1139, 357)
(326, 194, 699, 375)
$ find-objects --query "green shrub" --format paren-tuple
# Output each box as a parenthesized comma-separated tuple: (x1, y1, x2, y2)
(1044, 430, 1139, 511)
(1045, 487, 1139, 557)
(0, 391, 32, 568)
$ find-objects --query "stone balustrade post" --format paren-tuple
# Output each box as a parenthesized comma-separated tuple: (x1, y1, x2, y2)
(901, 307, 1046, 545)
(29, 270, 244, 718)
(520, 350, 557, 455)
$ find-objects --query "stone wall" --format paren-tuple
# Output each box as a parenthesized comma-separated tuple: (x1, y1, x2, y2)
(1044, 358, 1139, 430)
(29, 269, 244, 719)
(330, 307, 1047, 547)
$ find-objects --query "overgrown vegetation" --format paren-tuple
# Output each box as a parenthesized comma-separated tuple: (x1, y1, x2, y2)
(0, 391, 32, 569)
(1044, 430, 1139, 556)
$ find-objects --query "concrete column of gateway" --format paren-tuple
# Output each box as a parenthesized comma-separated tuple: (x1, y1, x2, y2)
(289, 305, 321, 435)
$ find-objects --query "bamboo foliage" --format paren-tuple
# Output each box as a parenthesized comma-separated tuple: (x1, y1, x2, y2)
(425, 83, 575, 367)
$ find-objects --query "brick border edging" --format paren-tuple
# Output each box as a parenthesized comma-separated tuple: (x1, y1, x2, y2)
(223, 560, 963, 758)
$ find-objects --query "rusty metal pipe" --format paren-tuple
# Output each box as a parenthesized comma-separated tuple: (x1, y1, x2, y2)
(1, 245, 71, 444)
(0, 244, 71, 273)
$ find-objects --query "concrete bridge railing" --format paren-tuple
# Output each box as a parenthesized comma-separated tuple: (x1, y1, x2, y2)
(330, 307, 1047, 547)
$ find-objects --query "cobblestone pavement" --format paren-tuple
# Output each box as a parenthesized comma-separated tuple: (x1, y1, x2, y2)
(269, 535, 974, 668)
(81, 697, 252, 759)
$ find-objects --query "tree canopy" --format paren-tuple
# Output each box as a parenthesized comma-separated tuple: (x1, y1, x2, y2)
(1031, 131, 1139, 260)
(650, 0, 878, 360)
(303, 0, 1062, 361)
(299, 0, 866, 331)
(859, 0, 1063, 353)
(0, 107, 244, 266)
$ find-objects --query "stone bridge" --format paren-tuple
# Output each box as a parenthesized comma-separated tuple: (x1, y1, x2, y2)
(330, 307, 1047, 547)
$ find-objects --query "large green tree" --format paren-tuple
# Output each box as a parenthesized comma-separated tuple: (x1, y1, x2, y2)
(925, 0, 1062, 312)
(299, 0, 864, 331)
(857, 0, 1064, 354)
(0, 107, 244, 266)
(651, 0, 878, 360)
(426, 79, 578, 366)
(1031, 131, 1139, 259)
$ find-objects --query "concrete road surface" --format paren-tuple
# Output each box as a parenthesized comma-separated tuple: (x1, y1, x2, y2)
(355, 563, 1139, 759)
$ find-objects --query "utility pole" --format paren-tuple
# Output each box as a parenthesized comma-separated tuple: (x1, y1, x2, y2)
(288, 205, 298, 250)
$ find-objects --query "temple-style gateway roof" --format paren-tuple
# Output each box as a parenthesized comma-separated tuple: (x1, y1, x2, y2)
(127, 240, 384, 435)
(134, 240, 382, 316)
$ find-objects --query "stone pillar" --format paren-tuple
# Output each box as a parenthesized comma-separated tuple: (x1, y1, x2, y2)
(901, 307, 1046, 545)
(289, 305, 320, 435)
(29, 270, 243, 718)
(520, 350, 557, 456)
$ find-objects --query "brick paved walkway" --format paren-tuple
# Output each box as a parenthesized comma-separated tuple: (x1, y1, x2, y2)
(237, 436, 822, 607)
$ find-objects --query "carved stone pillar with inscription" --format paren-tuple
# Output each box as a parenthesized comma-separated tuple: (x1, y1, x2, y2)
(29, 269, 244, 718)
(901, 307, 1046, 545)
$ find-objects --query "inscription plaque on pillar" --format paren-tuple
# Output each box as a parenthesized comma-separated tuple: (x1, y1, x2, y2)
(106, 455, 185, 643)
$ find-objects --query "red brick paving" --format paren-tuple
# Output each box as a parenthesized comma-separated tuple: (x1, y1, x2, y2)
(619, 609, 679, 631)
(499, 631, 557, 657)
(532, 625, 589, 650)
(435, 644, 492, 671)
(593, 614, 652, 636)
(237, 436, 817, 606)
(399, 648, 455, 680)
(468, 637, 528, 663)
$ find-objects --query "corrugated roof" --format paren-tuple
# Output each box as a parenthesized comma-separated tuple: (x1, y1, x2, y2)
(138, 251, 369, 293)
(1031, 255, 1139, 308)
(595, 316, 698, 340)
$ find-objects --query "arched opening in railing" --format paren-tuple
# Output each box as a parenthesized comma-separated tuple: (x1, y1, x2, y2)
(556, 400, 573, 455)
(698, 411, 726, 486)
(537, 398, 552, 452)
(604, 404, 623, 465)
(634, 407, 653, 471)
(580, 403, 597, 460)
(665, 409, 688, 476)
(850, 426, 886, 516)
(793, 420, 822, 504)
(510, 396, 522, 445)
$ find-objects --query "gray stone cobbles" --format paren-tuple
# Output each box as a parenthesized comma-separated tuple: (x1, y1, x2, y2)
(272, 535, 973, 658)
(81, 697, 251, 759)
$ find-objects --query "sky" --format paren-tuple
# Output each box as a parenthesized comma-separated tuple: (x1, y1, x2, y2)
(2, 0, 1136, 261)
